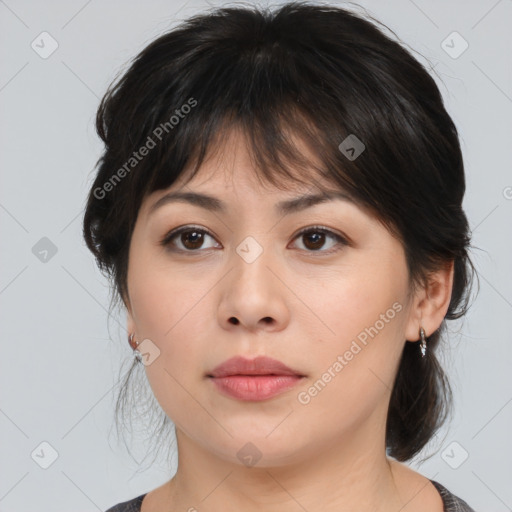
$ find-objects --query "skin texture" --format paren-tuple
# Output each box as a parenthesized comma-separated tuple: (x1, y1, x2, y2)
(125, 128, 453, 512)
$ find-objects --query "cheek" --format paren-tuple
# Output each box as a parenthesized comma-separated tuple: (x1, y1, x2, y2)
(129, 274, 212, 372)
(299, 261, 407, 348)
(128, 250, 213, 339)
(299, 263, 408, 403)
(294, 304, 406, 441)
(127, 259, 214, 417)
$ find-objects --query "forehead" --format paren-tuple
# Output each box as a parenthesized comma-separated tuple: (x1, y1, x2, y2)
(145, 155, 356, 220)
(149, 124, 343, 203)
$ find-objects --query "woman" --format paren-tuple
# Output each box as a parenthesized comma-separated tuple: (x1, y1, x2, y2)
(83, 2, 478, 511)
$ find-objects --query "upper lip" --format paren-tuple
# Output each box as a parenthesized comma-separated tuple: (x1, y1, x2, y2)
(208, 356, 305, 378)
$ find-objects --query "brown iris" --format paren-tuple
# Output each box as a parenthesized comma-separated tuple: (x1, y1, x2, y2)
(180, 230, 205, 250)
(302, 231, 326, 251)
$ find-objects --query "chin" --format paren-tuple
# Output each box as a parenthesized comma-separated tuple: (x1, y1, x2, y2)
(198, 432, 312, 469)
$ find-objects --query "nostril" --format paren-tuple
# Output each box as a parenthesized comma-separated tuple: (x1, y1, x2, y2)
(229, 317, 239, 325)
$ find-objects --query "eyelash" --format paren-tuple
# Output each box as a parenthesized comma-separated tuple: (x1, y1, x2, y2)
(159, 224, 349, 256)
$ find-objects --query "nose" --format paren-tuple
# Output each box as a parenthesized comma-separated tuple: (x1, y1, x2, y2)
(217, 240, 290, 333)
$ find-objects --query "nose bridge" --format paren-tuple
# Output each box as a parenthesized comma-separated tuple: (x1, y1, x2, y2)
(217, 229, 288, 330)
(231, 231, 276, 292)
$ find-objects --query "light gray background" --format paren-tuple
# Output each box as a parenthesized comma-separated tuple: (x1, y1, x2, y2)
(1, 0, 511, 510)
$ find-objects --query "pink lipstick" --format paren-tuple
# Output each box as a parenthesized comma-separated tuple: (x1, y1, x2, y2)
(207, 355, 305, 401)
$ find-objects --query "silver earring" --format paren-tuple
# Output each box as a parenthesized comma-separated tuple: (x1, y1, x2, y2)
(128, 333, 142, 363)
(419, 326, 427, 357)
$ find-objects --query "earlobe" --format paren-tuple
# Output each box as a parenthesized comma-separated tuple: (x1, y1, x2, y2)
(404, 260, 455, 342)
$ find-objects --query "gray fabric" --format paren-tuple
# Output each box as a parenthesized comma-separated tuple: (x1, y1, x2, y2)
(105, 493, 145, 512)
(105, 479, 477, 511)
(431, 480, 477, 512)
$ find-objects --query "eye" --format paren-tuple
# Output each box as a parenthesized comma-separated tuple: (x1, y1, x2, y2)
(291, 226, 348, 254)
(160, 225, 220, 253)
(160, 225, 349, 255)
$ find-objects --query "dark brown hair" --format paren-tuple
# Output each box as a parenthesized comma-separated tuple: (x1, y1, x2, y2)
(83, 1, 478, 464)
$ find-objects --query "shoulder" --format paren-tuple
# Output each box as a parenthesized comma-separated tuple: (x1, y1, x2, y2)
(388, 459, 476, 512)
(104, 493, 147, 512)
(430, 480, 477, 512)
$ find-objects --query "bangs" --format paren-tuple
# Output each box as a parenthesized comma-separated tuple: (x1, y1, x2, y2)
(115, 78, 367, 213)
(155, 106, 358, 199)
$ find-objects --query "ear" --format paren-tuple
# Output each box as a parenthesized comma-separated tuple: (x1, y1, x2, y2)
(404, 260, 455, 342)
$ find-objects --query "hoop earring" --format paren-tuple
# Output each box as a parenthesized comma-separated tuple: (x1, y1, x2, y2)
(128, 333, 142, 363)
(419, 326, 427, 357)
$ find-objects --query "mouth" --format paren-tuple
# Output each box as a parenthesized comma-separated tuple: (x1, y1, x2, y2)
(207, 355, 306, 401)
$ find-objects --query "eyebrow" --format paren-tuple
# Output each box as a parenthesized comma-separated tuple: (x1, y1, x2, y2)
(148, 190, 355, 217)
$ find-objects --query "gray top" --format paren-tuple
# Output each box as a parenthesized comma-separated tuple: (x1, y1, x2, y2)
(105, 479, 476, 511)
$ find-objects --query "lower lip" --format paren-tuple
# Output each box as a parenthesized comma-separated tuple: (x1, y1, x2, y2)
(209, 375, 304, 401)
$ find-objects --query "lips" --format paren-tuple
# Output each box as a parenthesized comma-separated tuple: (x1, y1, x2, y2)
(207, 356, 305, 401)
(207, 355, 305, 378)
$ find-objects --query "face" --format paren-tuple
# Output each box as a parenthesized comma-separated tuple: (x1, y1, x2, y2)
(126, 128, 420, 468)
